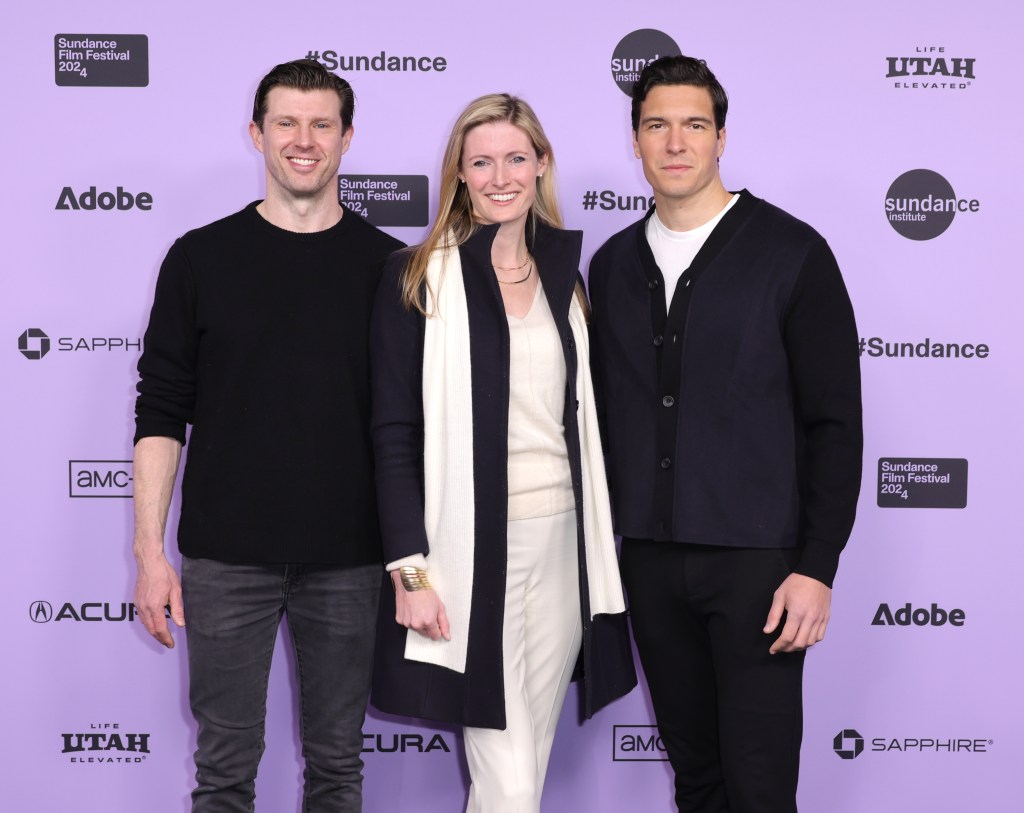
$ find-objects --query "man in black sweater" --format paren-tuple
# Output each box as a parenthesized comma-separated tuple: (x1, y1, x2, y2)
(588, 56, 862, 812)
(132, 60, 402, 812)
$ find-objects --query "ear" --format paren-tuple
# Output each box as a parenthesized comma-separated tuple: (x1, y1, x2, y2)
(340, 124, 355, 157)
(632, 131, 641, 159)
(249, 121, 264, 154)
(716, 127, 727, 159)
(537, 152, 550, 176)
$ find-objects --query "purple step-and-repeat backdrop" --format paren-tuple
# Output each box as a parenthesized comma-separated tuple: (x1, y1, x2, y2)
(4, 1, 1020, 810)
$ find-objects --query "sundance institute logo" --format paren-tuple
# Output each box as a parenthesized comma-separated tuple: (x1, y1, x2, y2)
(885, 169, 979, 240)
(610, 29, 681, 95)
(18, 328, 50, 359)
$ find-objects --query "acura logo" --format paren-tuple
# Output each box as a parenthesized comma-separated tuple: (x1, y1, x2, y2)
(30, 600, 54, 623)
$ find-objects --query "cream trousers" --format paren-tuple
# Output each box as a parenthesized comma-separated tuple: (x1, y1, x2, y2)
(464, 509, 582, 813)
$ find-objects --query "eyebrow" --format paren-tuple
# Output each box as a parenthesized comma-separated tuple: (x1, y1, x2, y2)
(641, 114, 715, 126)
(464, 150, 529, 161)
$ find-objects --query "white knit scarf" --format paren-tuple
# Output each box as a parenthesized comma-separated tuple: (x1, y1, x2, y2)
(405, 242, 625, 674)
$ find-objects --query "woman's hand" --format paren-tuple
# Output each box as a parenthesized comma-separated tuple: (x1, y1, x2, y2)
(392, 571, 451, 641)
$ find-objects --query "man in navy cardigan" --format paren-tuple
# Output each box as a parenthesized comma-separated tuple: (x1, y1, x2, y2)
(588, 55, 862, 812)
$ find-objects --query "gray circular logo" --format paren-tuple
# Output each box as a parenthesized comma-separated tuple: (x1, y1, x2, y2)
(611, 29, 682, 96)
(30, 600, 53, 623)
(18, 328, 50, 360)
(885, 169, 957, 240)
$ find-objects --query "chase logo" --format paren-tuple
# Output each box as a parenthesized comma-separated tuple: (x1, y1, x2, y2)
(30, 601, 54, 623)
(18, 328, 50, 360)
(612, 724, 668, 761)
(834, 729, 865, 759)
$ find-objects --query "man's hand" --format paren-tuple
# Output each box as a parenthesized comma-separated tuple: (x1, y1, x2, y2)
(134, 551, 185, 648)
(392, 571, 450, 642)
(764, 573, 831, 654)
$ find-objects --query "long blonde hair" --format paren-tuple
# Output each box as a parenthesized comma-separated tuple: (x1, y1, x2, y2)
(400, 93, 565, 315)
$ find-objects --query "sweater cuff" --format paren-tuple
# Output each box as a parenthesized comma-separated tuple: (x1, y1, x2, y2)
(793, 540, 842, 589)
(386, 553, 428, 572)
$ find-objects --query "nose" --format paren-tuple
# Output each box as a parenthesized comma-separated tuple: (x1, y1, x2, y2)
(666, 125, 687, 155)
(294, 123, 315, 148)
(492, 162, 510, 187)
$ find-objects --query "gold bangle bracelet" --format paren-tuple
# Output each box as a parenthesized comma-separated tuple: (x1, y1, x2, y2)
(399, 566, 432, 592)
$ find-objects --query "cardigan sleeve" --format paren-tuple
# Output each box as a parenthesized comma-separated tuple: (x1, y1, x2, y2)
(370, 253, 431, 563)
(134, 239, 198, 446)
(783, 238, 863, 587)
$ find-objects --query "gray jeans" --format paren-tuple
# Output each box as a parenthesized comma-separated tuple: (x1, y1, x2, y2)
(181, 556, 381, 813)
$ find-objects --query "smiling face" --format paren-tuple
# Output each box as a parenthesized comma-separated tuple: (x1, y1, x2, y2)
(249, 87, 352, 206)
(458, 121, 548, 229)
(633, 83, 727, 209)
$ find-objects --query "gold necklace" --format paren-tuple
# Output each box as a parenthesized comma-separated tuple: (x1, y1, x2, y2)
(492, 255, 532, 272)
(496, 257, 533, 285)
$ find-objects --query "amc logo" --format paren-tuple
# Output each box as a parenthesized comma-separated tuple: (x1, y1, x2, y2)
(612, 725, 668, 762)
(69, 460, 133, 498)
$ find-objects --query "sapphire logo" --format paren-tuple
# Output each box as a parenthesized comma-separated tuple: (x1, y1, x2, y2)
(833, 729, 864, 759)
(18, 328, 50, 360)
(834, 728, 992, 758)
(30, 601, 54, 623)
(610, 30, 681, 95)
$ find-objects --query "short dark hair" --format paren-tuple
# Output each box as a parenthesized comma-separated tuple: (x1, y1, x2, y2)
(631, 55, 728, 133)
(252, 59, 355, 132)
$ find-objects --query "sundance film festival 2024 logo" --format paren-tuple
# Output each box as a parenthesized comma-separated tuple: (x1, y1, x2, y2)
(54, 35, 149, 87)
(338, 175, 428, 227)
(886, 46, 975, 90)
(885, 170, 979, 240)
(877, 458, 967, 508)
(610, 30, 682, 95)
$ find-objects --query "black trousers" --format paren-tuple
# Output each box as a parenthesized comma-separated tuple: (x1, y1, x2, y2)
(620, 540, 806, 813)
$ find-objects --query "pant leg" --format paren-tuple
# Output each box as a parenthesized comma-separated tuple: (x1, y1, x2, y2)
(620, 539, 727, 813)
(697, 547, 804, 813)
(521, 509, 581, 791)
(182, 557, 285, 813)
(464, 511, 581, 813)
(284, 562, 381, 813)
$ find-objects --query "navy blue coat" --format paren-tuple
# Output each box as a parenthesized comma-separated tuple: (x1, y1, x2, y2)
(369, 222, 636, 729)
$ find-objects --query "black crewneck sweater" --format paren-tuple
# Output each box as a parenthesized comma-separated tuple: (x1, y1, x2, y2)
(135, 202, 404, 564)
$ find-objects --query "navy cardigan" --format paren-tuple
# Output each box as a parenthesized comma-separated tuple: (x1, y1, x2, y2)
(588, 192, 862, 586)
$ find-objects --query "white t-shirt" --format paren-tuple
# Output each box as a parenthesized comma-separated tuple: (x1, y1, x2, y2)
(646, 194, 740, 305)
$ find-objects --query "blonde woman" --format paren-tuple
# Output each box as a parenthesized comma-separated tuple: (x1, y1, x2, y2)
(369, 94, 635, 812)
